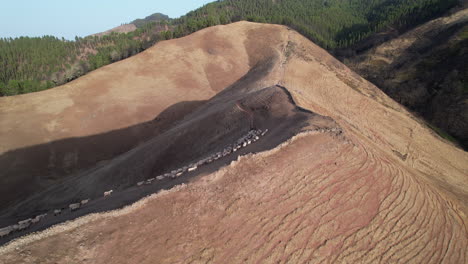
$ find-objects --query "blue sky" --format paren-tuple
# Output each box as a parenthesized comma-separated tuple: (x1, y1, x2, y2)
(0, 0, 214, 39)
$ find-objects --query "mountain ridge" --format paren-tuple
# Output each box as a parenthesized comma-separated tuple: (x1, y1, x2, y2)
(0, 22, 466, 263)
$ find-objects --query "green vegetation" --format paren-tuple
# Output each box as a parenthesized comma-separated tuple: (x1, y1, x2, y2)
(131, 13, 170, 28)
(0, 36, 76, 95)
(0, 23, 168, 96)
(0, 0, 459, 96)
(173, 0, 458, 48)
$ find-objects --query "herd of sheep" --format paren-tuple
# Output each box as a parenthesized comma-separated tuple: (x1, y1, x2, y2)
(0, 214, 47, 238)
(137, 129, 269, 186)
(0, 129, 269, 239)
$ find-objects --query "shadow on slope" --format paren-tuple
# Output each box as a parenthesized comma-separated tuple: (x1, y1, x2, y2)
(0, 83, 340, 245)
(0, 51, 280, 217)
(0, 51, 340, 245)
(0, 100, 207, 210)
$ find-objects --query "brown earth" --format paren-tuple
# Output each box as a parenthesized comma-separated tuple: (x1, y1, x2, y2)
(0, 24, 254, 211)
(91, 24, 137, 37)
(0, 22, 467, 263)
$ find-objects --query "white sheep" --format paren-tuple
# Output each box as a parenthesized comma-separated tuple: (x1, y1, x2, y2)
(156, 176, 165, 180)
(145, 178, 155, 184)
(104, 190, 113, 197)
(17, 222, 31, 231)
(137, 181, 144, 186)
(54, 209, 62, 216)
(69, 203, 81, 211)
(18, 218, 32, 225)
(0, 226, 14, 237)
(81, 199, 90, 205)
(188, 166, 197, 172)
(31, 214, 47, 224)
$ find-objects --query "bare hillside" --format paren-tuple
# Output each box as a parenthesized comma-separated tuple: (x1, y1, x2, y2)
(0, 22, 467, 263)
(0, 25, 253, 212)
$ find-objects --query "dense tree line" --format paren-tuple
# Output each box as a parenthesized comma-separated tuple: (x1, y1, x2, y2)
(131, 13, 170, 28)
(0, 22, 168, 96)
(0, 36, 76, 95)
(0, 0, 459, 96)
(172, 0, 459, 48)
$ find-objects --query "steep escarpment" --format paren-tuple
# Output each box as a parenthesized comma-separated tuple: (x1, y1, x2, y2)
(0, 22, 467, 263)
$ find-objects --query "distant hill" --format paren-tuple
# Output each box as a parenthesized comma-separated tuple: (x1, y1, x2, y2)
(131, 13, 171, 28)
(91, 24, 138, 37)
(91, 13, 170, 37)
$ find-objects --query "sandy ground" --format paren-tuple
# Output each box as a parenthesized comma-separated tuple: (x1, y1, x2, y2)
(0, 22, 467, 263)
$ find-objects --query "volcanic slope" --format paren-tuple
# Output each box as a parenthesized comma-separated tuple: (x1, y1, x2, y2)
(0, 24, 254, 213)
(0, 22, 467, 263)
